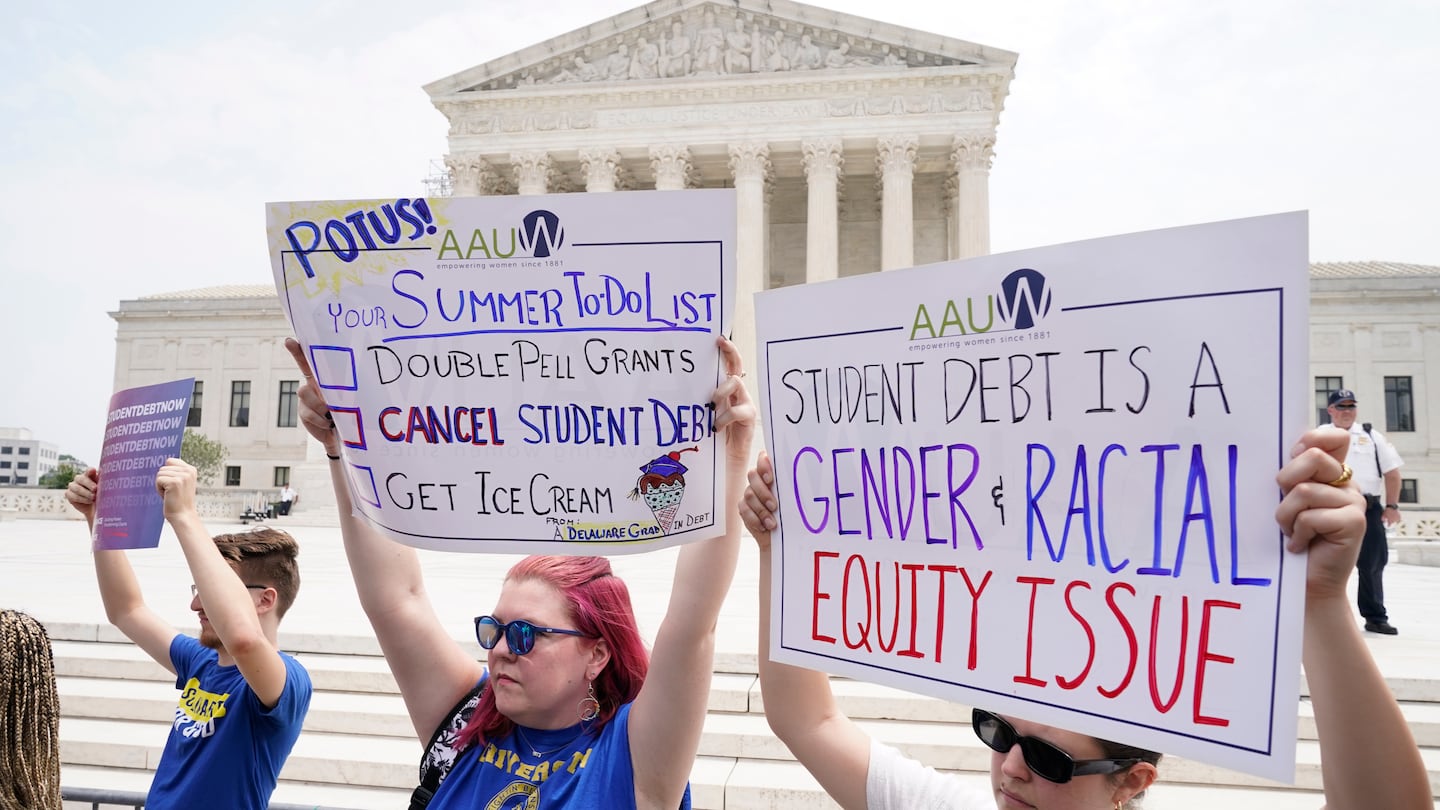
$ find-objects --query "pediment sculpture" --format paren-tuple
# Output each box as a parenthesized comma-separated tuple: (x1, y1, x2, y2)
(474, 5, 978, 91)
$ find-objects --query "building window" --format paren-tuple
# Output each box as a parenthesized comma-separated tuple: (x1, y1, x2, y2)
(0, 461, 9, 469)
(1400, 479, 1418, 505)
(17, 447, 29, 455)
(0, 446, 10, 455)
(277, 381, 299, 427)
(229, 381, 251, 427)
(14, 477, 25, 485)
(16, 462, 27, 470)
(0, 476, 8, 485)
(224, 466, 241, 487)
(1315, 376, 1343, 425)
(1384, 376, 1414, 432)
(188, 381, 204, 427)
(274, 466, 291, 487)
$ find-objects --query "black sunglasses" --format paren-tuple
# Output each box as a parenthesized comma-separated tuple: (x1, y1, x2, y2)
(972, 709, 1141, 783)
(474, 615, 592, 656)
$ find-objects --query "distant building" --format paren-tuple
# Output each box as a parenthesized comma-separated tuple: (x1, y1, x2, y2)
(108, 286, 325, 509)
(0, 427, 61, 486)
(1310, 262, 1440, 509)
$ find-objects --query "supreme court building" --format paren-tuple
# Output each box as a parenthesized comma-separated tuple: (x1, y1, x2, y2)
(426, 0, 1016, 371)
(101, 0, 1440, 526)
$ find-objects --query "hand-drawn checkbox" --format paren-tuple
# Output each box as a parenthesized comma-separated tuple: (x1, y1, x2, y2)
(309, 345, 358, 391)
(328, 406, 366, 450)
(348, 464, 381, 509)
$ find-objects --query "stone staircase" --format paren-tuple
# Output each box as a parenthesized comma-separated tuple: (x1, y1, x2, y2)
(47, 622, 1440, 810)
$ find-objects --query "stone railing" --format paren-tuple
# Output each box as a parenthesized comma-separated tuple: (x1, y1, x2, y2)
(0, 487, 281, 522)
(1391, 507, 1440, 540)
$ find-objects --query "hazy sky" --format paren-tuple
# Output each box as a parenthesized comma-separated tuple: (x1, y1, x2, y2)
(2, 0, 1436, 460)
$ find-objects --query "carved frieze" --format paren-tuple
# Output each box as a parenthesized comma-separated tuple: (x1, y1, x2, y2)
(469, 4, 978, 92)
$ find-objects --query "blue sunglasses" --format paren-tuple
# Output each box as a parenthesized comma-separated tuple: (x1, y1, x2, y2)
(474, 615, 593, 655)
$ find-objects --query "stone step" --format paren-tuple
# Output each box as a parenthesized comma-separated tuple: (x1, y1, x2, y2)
(59, 764, 412, 810)
(52, 641, 1440, 751)
(58, 704, 1440, 798)
(49, 635, 1440, 803)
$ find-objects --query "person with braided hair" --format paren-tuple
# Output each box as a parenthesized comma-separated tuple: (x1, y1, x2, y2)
(66, 461, 312, 810)
(0, 609, 61, 810)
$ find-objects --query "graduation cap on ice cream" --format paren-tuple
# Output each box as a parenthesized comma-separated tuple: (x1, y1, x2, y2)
(628, 447, 699, 532)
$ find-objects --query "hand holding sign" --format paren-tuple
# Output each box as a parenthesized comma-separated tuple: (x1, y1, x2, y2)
(65, 468, 101, 526)
(1275, 427, 1366, 599)
(283, 338, 342, 457)
(739, 450, 778, 543)
(155, 459, 200, 521)
(712, 336, 756, 466)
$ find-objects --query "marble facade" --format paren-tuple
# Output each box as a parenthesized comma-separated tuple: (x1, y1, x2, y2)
(425, 0, 1018, 372)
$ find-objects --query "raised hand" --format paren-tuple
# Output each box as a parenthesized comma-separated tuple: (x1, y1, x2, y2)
(154, 458, 199, 520)
(740, 450, 777, 549)
(65, 467, 101, 523)
(283, 337, 341, 455)
(711, 336, 756, 463)
(1275, 427, 1366, 600)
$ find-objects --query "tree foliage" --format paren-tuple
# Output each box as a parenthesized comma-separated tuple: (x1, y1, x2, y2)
(180, 430, 228, 486)
(39, 464, 79, 489)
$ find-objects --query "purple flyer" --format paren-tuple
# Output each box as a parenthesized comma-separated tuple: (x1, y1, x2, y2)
(92, 378, 195, 551)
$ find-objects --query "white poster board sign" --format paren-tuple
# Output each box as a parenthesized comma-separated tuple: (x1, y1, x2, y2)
(266, 190, 735, 553)
(756, 213, 1309, 781)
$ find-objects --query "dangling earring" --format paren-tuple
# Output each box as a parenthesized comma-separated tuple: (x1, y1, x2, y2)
(1114, 801, 1124, 810)
(578, 682, 600, 722)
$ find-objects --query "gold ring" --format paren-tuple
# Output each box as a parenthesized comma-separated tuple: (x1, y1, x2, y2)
(1326, 463, 1353, 487)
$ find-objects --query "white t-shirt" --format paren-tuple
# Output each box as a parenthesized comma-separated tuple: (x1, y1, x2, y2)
(866, 739, 992, 810)
(1344, 423, 1403, 498)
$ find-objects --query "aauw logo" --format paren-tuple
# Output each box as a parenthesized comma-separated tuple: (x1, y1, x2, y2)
(997, 268, 1052, 329)
(437, 209, 566, 260)
(909, 267, 1054, 339)
(519, 210, 564, 258)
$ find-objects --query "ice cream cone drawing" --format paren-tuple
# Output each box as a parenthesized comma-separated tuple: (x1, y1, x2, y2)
(628, 447, 699, 533)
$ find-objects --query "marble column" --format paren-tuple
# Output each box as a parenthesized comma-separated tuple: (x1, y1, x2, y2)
(802, 137, 843, 283)
(445, 154, 499, 196)
(952, 133, 995, 259)
(728, 141, 771, 392)
(649, 145, 694, 191)
(943, 174, 959, 260)
(877, 135, 917, 271)
(511, 151, 552, 196)
(579, 147, 621, 192)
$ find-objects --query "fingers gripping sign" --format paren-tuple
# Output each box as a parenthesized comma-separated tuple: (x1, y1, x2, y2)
(1275, 427, 1367, 599)
(283, 338, 341, 455)
(66, 467, 101, 522)
(712, 336, 757, 462)
(155, 459, 199, 519)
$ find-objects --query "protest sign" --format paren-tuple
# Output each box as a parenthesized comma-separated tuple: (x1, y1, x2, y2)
(93, 378, 194, 551)
(756, 213, 1309, 780)
(266, 191, 735, 553)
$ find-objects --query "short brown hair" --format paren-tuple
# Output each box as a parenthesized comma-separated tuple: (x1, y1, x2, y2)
(213, 528, 301, 619)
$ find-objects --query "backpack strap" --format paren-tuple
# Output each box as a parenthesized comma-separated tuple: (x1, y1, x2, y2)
(1362, 422, 1384, 477)
(409, 676, 488, 810)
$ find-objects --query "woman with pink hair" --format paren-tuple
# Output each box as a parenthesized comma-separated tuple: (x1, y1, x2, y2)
(288, 336, 755, 809)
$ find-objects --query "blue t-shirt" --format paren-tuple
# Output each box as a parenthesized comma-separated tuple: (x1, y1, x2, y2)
(428, 702, 691, 810)
(147, 635, 312, 810)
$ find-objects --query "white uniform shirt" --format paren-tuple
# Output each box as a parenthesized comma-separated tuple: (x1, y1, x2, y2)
(1345, 423, 1403, 499)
